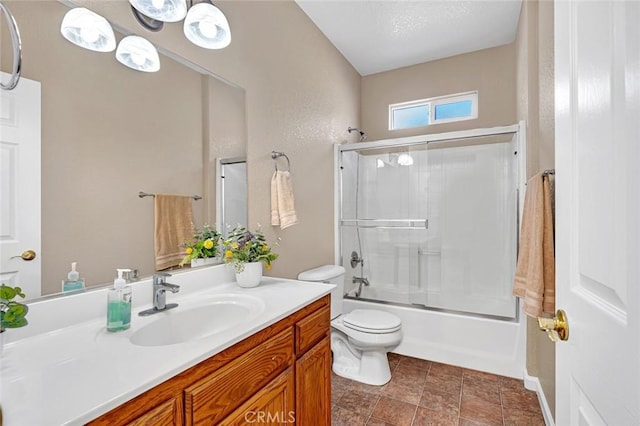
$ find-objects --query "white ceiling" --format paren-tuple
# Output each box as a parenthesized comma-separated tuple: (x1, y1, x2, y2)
(295, 1, 523, 76)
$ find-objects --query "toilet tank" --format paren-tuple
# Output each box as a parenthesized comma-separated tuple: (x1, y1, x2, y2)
(297, 265, 345, 319)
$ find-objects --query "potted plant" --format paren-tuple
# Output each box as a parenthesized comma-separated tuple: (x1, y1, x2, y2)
(223, 226, 279, 287)
(1, 284, 28, 352)
(180, 224, 222, 268)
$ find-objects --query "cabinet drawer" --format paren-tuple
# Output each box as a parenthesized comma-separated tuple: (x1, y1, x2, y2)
(184, 328, 294, 425)
(295, 305, 330, 355)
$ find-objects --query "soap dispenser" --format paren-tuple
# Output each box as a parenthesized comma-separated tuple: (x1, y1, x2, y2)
(107, 269, 132, 332)
(62, 262, 85, 292)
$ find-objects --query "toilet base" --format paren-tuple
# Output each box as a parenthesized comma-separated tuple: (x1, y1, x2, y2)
(331, 332, 392, 386)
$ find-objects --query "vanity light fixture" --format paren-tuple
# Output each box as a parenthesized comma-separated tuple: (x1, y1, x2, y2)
(129, 0, 187, 23)
(60, 8, 116, 52)
(183, 0, 231, 49)
(115, 35, 160, 72)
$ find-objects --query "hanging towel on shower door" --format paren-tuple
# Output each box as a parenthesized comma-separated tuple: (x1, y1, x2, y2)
(270, 170, 298, 229)
(513, 172, 556, 317)
(154, 194, 194, 270)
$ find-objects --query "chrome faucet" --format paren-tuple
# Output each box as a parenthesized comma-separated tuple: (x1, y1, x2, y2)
(352, 276, 370, 298)
(353, 276, 370, 287)
(139, 272, 180, 316)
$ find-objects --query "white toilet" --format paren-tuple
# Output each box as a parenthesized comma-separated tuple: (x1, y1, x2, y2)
(298, 265, 402, 386)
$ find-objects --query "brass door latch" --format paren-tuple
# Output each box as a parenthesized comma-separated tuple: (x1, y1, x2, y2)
(537, 309, 569, 342)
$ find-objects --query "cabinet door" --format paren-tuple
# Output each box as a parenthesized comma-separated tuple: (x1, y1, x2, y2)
(295, 336, 331, 426)
(219, 367, 295, 426)
(184, 328, 294, 424)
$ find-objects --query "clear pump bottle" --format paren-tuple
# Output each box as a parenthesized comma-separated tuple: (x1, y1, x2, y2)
(62, 262, 85, 292)
(107, 269, 132, 332)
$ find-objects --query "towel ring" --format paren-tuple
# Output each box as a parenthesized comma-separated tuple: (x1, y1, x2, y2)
(271, 151, 291, 172)
(0, 2, 22, 91)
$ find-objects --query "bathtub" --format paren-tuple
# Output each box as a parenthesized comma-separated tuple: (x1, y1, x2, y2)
(342, 298, 527, 378)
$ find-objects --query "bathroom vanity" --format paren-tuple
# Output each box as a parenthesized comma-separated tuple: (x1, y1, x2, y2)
(90, 295, 330, 425)
(0, 266, 332, 425)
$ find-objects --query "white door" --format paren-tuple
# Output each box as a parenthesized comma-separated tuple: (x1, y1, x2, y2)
(555, 1, 640, 424)
(0, 74, 41, 299)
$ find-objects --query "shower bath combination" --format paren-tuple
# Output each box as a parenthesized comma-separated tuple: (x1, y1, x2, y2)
(335, 123, 527, 379)
(338, 125, 520, 320)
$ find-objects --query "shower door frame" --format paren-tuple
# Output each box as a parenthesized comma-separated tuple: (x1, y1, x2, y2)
(334, 121, 527, 320)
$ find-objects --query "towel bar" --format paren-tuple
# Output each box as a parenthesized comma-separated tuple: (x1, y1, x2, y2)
(139, 191, 202, 200)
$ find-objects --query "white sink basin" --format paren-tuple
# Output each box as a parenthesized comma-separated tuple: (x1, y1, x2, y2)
(129, 294, 265, 347)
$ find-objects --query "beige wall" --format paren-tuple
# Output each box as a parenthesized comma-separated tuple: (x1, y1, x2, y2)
(516, 0, 556, 418)
(2, 1, 204, 294)
(361, 44, 517, 141)
(203, 76, 247, 224)
(4, 0, 360, 290)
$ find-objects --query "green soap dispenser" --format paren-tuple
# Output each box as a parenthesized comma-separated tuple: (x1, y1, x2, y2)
(107, 269, 132, 332)
(62, 262, 85, 292)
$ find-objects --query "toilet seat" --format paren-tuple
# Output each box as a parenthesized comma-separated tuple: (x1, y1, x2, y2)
(342, 309, 401, 334)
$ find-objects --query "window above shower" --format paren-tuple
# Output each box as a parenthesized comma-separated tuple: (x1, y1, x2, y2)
(389, 91, 478, 130)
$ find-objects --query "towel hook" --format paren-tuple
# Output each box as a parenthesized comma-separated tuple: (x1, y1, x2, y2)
(271, 151, 291, 172)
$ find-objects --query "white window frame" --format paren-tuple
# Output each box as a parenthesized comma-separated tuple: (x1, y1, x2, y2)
(389, 91, 478, 130)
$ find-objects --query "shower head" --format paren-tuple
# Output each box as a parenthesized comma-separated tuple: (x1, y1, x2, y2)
(348, 126, 367, 142)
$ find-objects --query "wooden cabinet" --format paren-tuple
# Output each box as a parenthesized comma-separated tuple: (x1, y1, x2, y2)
(184, 328, 294, 424)
(89, 295, 331, 426)
(296, 336, 331, 426)
(219, 367, 295, 426)
(127, 397, 183, 426)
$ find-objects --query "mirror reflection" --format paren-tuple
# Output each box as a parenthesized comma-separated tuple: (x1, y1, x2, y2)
(0, 1, 247, 299)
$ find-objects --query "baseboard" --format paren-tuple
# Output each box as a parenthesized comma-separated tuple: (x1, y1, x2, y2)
(524, 369, 555, 426)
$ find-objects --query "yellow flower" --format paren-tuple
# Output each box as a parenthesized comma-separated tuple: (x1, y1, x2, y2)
(265, 263, 272, 270)
(261, 244, 268, 252)
(185, 247, 193, 255)
(231, 243, 239, 249)
(225, 250, 233, 258)
(204, 239, 214, 249)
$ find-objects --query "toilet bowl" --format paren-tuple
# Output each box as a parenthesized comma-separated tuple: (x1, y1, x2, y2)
(298, 265, 402, 386)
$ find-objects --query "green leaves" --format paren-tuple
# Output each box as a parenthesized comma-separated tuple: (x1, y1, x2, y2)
(180, 224, 222, 267)
(1, 284, 29, 330)
(223, 226, 279, 273)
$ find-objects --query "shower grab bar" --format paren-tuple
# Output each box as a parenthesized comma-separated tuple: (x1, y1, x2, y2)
(340, 219, 428, 229)
(0, 2, 22, 91)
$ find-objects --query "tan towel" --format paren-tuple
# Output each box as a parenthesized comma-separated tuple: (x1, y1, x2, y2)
(270, 170, 298, 229)
(154, 194, 194, 270)
(513, 173, 556, 317)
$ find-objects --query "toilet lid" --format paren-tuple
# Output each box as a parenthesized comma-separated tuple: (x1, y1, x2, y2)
(342, 309, 402, 333)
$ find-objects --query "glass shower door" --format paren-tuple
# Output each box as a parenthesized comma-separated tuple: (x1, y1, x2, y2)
(339, 131, 518, 319)
(339, 145, 430, 305)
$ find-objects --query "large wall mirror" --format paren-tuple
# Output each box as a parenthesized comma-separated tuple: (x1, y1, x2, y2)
(0, 1, 247, 299)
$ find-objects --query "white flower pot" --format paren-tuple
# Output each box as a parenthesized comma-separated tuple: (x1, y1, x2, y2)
(235, 262, 263, 288)
(191, 257, 219, 268)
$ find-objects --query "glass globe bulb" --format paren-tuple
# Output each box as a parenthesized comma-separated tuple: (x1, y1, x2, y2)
(129, 0, 187, 22)
(115, 36, 160, 73)
(60, 8, 116, 52)
(183, 2, 231, 49)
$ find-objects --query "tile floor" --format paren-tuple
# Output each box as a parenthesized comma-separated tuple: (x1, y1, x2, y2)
(331, 353, 545, 426)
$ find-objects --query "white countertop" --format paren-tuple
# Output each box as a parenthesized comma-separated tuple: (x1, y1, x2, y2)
(0, 265, 332, 425)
